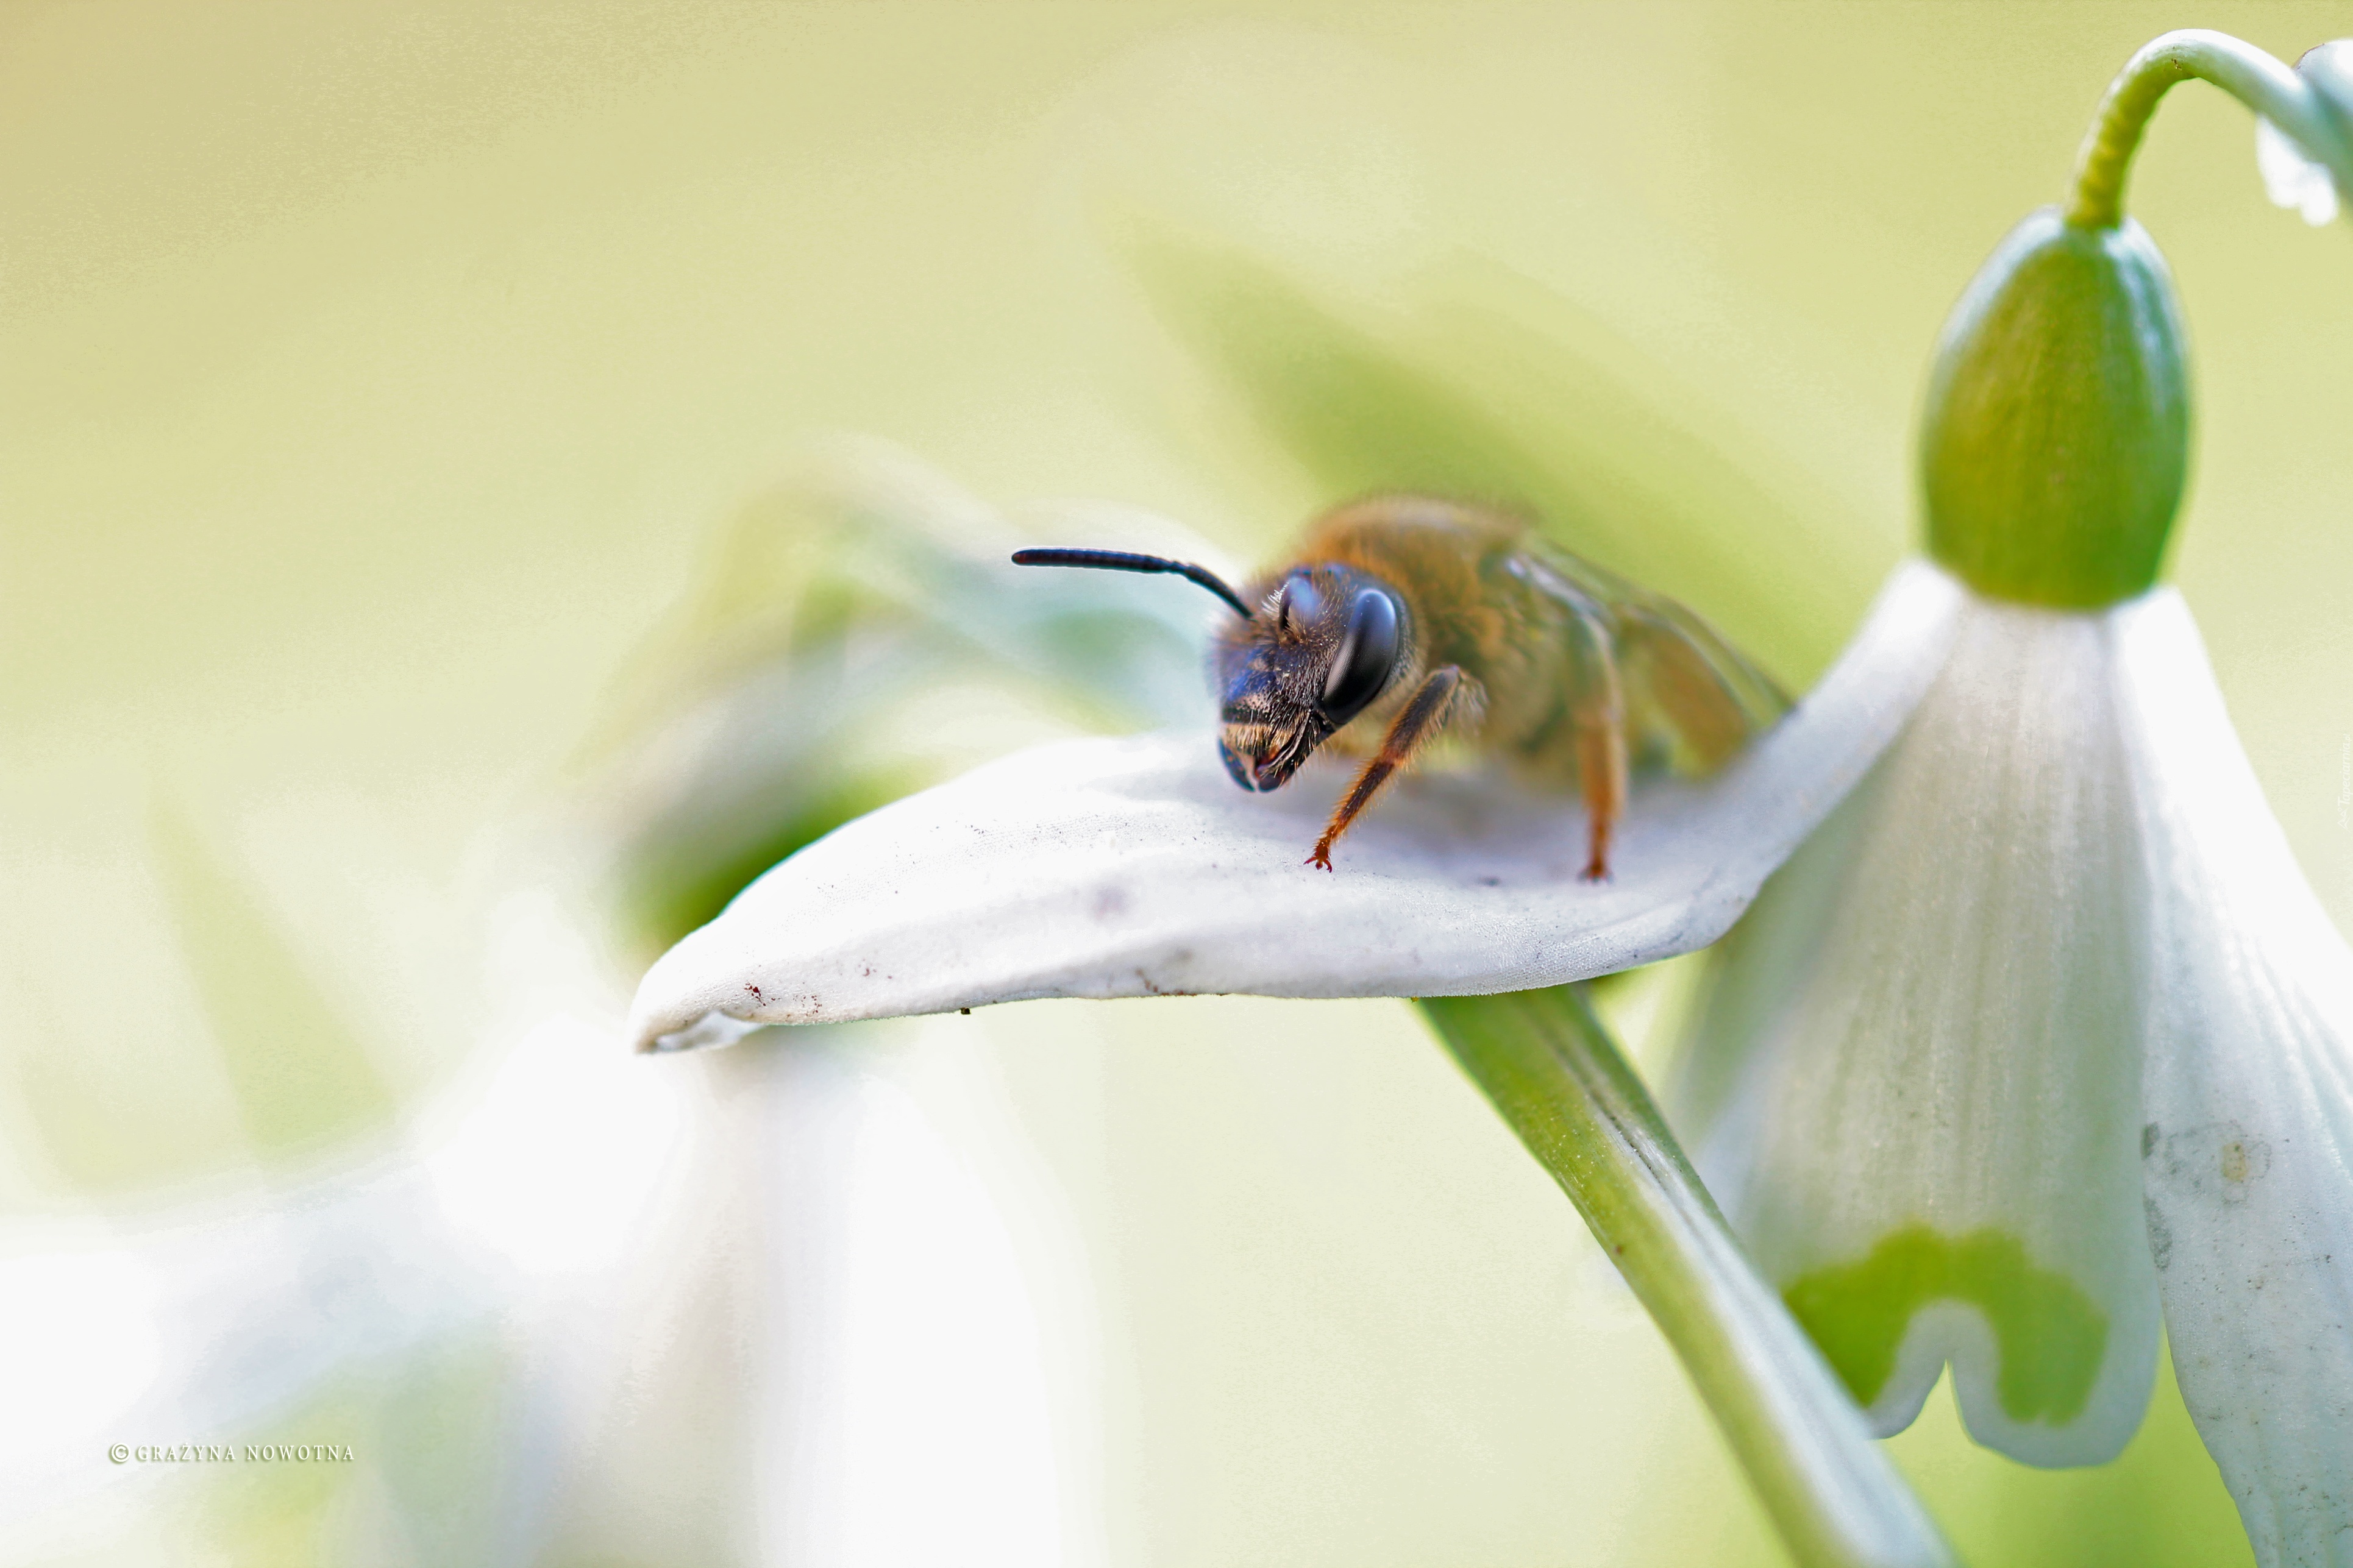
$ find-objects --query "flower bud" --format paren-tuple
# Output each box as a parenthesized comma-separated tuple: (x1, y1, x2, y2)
(1920, 208, 2188, 609)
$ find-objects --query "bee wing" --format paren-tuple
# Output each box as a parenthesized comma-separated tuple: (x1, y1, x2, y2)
(1615, 598, 1790, 773)
(1503, 537, 1787, 776)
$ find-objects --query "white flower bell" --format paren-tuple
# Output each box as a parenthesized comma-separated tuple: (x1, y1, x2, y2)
(2257, 40, 2353, 225)
(1671, 566, 2353, 1558)
(1666, 197, 2353, 1566)
(2258, 115, 2339, 224)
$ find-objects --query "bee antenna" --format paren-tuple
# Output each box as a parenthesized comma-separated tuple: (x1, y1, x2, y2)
(1011, 547, 1255, 620)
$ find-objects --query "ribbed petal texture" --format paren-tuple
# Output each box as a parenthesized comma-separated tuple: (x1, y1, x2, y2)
(1676, 584, 2160, 1466)
(2118, 591, 2353, 1567)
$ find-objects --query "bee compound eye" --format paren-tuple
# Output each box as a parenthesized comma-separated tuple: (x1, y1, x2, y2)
(1320, 587, 1400, 726)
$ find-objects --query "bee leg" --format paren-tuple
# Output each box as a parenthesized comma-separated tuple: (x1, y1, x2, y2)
(1562, 610, 1628, 882)
(1308, 665, 1466, 871)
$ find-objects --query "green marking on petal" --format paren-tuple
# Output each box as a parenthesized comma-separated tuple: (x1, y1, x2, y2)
(1782, 1224, 2109, 1424)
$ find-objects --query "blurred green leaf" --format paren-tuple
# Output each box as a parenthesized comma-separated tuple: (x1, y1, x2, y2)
(190, 1381, 373, 1568)
(147, 803, 397, 1162)
(620, 769, 921, 954)
(1123, 227, 1887, 684)
(596, 446, 1212, 954)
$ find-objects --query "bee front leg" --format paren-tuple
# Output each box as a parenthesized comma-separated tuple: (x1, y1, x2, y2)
(1309, 665, 1467, 871)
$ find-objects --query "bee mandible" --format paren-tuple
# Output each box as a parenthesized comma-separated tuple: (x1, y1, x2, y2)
(1014, 496, 1785, 878)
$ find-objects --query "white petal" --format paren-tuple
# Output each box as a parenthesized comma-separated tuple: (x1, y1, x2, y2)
(2304, 41, 2353, 152)
(627, 564, 1963, 1049)
(2116, 591, 2353, 1566)
(1673, 587, 2160, 1466)
(2315, 43, 2353, 96)
(2257, 117, 2340, 226)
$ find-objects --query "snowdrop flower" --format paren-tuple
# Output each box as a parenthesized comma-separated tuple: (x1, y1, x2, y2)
(1668, 188, 2353, 1561)
(625, 29, 2348, 1566)
(619, 467, 1974, 1568)
(2257, 41, 2353, 225)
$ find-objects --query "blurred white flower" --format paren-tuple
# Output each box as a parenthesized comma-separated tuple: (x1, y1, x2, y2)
(0, 1004, 684, 1556)
(2257, 40, 2353, 226)
(1670, 566, 2353, 1563)
(2257, 116, 2338, 225)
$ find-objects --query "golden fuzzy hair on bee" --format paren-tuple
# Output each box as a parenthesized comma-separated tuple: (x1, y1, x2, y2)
(1018, 495, 1784, 876)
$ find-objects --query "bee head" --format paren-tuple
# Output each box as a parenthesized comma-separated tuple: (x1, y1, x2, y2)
(1006, 545, 1406, 795)
(1214, 566, 1406, 793)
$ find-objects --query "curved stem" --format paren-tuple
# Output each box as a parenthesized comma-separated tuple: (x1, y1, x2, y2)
(1419, 986, 1957, 1568)
(2068, 30, 2353, 228)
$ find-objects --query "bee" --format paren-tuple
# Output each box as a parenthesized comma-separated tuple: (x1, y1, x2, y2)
(1014, 495, 1785, 878)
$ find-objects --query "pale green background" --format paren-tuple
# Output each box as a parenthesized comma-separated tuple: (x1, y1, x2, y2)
(7, 3, 2351, 1564)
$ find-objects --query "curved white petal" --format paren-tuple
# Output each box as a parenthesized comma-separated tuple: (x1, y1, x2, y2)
(627, 564, 1962, 1049)
(2257, 117, 2341, 226)
(2116, 591, 2353, 1567)
(1673, 585, 2160, 1467)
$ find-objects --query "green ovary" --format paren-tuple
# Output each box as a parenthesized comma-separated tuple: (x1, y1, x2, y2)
(1782, 1224, 2108, 1424)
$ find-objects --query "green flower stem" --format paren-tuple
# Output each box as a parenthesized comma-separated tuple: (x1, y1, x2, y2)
(2068, 29, 2353, 228)
(1419, 986, 1957, 1568)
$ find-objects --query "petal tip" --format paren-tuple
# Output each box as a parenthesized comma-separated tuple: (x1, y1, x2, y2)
(635, 1006, 763, 1055)
(2256, 116, 2341, 226)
